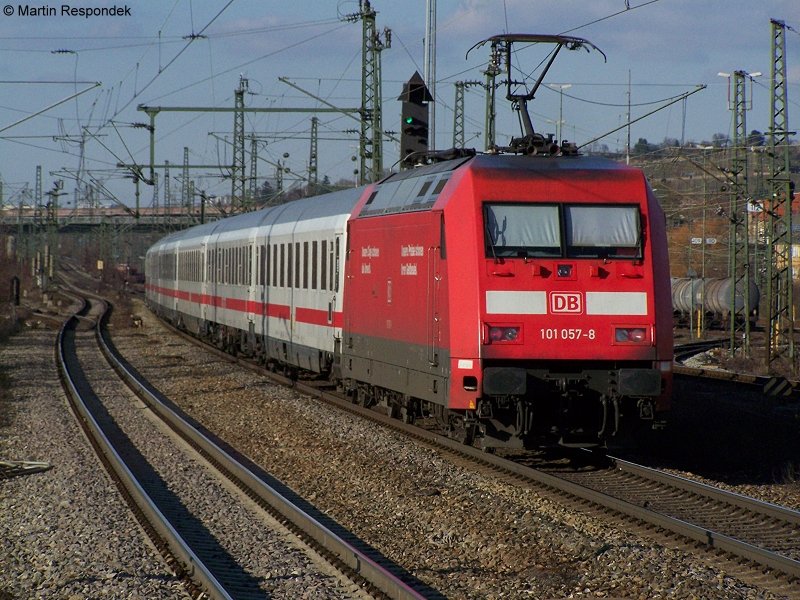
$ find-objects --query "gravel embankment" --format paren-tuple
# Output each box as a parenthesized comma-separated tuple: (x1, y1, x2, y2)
(71, 318, 365, 599)
(0, 324, 192, 599)
(1, 293, 796, 599)
(105, 299, 798, 600)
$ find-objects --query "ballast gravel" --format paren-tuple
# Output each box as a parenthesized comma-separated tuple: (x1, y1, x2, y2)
(0, 328, 192, 600)
(0, 295, 797, 599)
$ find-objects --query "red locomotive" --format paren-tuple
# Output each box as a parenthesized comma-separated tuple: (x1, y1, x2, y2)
(146, 34, 672, 450)
(341, 153, 672, 449)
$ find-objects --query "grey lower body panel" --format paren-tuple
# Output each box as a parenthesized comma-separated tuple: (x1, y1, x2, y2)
(342, 333, 451, 405)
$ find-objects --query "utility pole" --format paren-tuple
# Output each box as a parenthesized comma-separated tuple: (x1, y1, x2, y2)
(35, 166, 42, 219)
(765, 18, 794, 371)
(452, 81, 482, 148)
(355, 0, 390, 184)
(152, 171, 161, 224)
(424, 0, 436, 152)
(483, 45, 501, 151)
(232, 75, 248, 212)
(453, 82, 465, 149)
(164, 160, 171, 215)
(341, 1, 390, 183)
(182, 146, 189, 209)
(249, 136, 259, 204)
(43, 180, 64, 289)
(726, 70, 753, 356)
(33, 168, 43, 274)
(308, 116, 319, 189)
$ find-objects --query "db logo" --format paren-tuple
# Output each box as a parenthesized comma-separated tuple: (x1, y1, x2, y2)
(550, 292, 583, 314)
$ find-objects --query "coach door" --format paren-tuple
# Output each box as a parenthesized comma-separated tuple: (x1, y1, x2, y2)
(426, 214, 442, 367)
(331, 234, 342, 325)
(201, 241, 209, 323)
(247, 242, 256, 324)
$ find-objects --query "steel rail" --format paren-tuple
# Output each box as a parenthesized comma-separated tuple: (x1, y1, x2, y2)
(97, 307, 431, 600)
(155, 316, 800, 584)
(294, 371, 800, 582)
(55, 298, 233, 600)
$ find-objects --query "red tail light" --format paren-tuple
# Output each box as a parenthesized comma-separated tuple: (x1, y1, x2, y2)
(615, 327, 648, 343)
(485, 325, 521, 344)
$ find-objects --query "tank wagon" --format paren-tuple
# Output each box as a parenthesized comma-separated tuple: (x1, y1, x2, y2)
(671, 277, 760, 327)
(145, 34, 673, 450)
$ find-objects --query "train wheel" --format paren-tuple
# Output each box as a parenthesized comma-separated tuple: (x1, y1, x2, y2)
(447, 418, 476, 446)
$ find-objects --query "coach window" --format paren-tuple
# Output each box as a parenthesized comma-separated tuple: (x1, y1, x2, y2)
(321, 240, 328, 290)
(294, 242, 301, 288)
(328, 240, 334, 291)
(311, 241, 318, 290)
(279, 244, 285, 287)
(245, 246, 250, 285)
(260, 245, 266, 285)
(272, 244, 278, 287)
(565, 204, 641, 259)
(247, 245, 252, 285)
(286, 242, 294, 287)
(484, 203, 561, 258)
(302, 242, 309, 289)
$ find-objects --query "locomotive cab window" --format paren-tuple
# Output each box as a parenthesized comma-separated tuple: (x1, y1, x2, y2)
(484, 203, 561, 258)
(565, 204, 641, 259)
(483, 202, 642, 260)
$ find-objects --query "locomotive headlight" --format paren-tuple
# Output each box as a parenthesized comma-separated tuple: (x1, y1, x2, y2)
(486, 325, 521, 344)
(615, 327, 648, 343)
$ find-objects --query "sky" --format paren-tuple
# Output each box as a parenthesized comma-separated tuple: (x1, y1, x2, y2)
(0, 0, 798, 208)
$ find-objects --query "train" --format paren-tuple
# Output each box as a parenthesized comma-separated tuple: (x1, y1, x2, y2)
(145, 34, 673, 450)
(145, 152, 673, 449)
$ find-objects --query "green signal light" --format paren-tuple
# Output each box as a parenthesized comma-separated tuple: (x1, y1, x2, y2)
(404, 116, 413, 124)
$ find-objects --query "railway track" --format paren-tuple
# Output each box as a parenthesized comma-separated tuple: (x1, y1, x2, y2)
(56, 291, 436, 600)
(673, 338, 728, 363)
(673, 338, 799, 403)
(154, 316, 800, 596)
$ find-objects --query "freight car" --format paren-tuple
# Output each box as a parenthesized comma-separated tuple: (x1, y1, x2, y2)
(145, 34, 673, 450)
(671, 277, 760, 328)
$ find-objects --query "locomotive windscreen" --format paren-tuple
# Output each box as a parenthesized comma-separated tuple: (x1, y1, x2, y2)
(483, 202, 641, 259)
(565, 204, 641, 258)
(484, 203, 561, 257)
